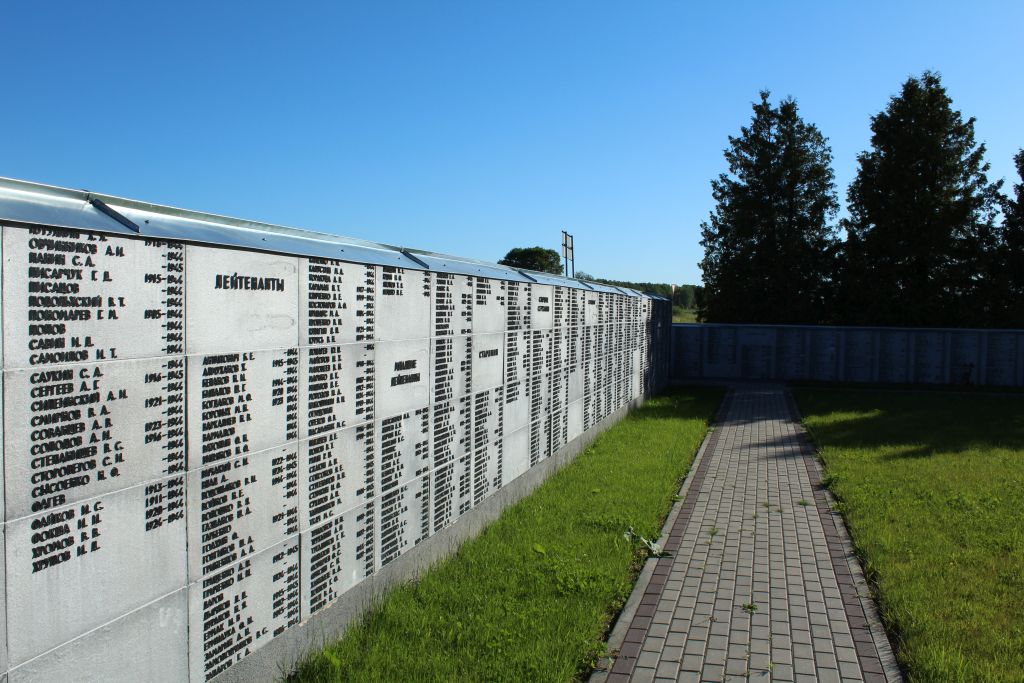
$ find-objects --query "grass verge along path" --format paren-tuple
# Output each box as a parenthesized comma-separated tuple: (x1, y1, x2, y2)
(796, 388, 1024, 683)
(293, 387, 723, 682)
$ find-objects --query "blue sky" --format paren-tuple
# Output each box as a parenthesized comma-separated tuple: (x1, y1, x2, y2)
(3, 1, 1021, 285)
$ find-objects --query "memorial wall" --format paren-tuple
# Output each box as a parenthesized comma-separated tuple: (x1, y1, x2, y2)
(0, 178, 671, 682)
(673, 323, 1024, 387)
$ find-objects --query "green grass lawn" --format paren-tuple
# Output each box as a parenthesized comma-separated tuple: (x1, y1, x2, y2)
(795, 388, 1024, 683)
(672, 306, 697, 323)
(292, 387, 723, 683)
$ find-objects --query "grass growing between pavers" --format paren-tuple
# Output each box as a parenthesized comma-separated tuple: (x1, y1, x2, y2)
(291, 387, 723, 683)
(795, 388, 1024, 683)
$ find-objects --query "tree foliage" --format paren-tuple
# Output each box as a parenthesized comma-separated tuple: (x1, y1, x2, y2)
(994, 150, 1024, 327)
(842, 71, 1003, 327)
(699, 92, 840, 324)
(498, 246, 564, 275)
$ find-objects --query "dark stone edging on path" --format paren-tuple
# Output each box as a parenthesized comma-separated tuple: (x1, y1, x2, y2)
(595, 390, 734, 682)
(784, 389, 903, 683)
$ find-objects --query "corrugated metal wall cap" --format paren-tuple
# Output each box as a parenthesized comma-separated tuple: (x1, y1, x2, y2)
(0, 177, 646, 286)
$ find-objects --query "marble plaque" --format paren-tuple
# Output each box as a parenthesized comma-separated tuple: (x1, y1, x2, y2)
(430, 334, 472, 405)
(185, 246, 298, 355)
(3, 227, 184, 368)
(299, 343, 375, 438)
(300, 422, 375, 531)
(300, 257, 375, 345)
(501, 427, 530, 487)
(431, 273, 473, 337)
(375, 339, 429, 419)
(949, 332, 980, 385)
(187, 535, 300, 683)
(583, 291, 599, 327)
(775, 328, 808, 380)
(704, 327, 738, 378)
(375, 267, 429, 341)
(378, 408, 430, 495)
(843, 329, 875, 383)
(530, 285, 553, 330)
(4, 356, 186, 521)
(985, 333, 1019, 386)
(472, 388, 503, 504)
(187, 444, 299, 581)
(6, 476, 187, 665)
(471, 332, 504, 393)
(430, 398, 473, 532)
(504, 281, 530, 332)
(8, 589, 188, 683)
(376, 472, 430, 570)
(808, 329, 839, 381)
(913, 331, 946, 384)
(472, 277, 505, 334)
(187, 348, 299, 469)
(878, 330, 910, 384)
(300, 501, 374, 619)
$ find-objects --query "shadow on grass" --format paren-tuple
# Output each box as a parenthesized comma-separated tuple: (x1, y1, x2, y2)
(795, 389, 1024, 458)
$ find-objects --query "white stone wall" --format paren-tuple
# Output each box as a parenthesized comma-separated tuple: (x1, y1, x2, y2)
(0, 224, 670, 682)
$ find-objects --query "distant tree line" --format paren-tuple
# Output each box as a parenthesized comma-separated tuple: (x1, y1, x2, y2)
(699, 71, 1024, 329)
(495, 251, 703, 309)
(574, 273, 701, 309)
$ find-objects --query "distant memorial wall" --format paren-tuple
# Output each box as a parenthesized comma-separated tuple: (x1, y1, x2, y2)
(0, 179, 671, 682)
(673, 323, 1024, 387)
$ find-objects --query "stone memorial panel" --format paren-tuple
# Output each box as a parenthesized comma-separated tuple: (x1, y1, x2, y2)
(299, 343, 375, 439)
(188, 535, 300, 683)
(472, 387, 503, 503)
(471, 332, 504, 393)
(430, 398, 473, 532)
(775, 328, 808, 380)
(472, 277, 505, 335)
(300, 501, 373, 618)
(985, 333, 1019, 386)
(187, 348, 299, 469)
(808, 329, 839, 381)
(375, 267, 429, 342)
(843, 329, 876, 383)
(878, 330, 910, 383)
(914, 331, 946, 384)
(431, 272, 472, 337)
(6, 476, 187, 665)
(185, 246, 298, 354)
(583, 291, 599, 327)
(4, 356, 186, 520)
(501, 427, 530, 487)
(3, 227, 184, 368)
(300, 422, 375, 532)
(300, 258, 375, 345)
(530, 285, 553, 330)
(187, 443, 299, 580)
(949, 332, 980, 385)
(376, 339, 429, 419)
(376, 471, 429, 570)
(8, 588, 188, 683)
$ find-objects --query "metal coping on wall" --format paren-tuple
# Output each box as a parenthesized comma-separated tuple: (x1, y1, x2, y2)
(0, 175, 655, 298)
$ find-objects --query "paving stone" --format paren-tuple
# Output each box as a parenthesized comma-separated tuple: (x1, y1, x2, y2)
(606, 387, 896, 683)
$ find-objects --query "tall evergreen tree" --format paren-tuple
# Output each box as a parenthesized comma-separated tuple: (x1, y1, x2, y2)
(698, 92, 839, 324)
(994, 151, 1024, 327)
(842, 71, 1002, 327)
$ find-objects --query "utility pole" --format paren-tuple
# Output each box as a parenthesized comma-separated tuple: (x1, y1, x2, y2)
(561, 230, 574, 278)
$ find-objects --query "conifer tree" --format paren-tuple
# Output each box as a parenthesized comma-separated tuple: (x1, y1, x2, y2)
(842, 72, 1002, 327)
(699, 92, 839, 323)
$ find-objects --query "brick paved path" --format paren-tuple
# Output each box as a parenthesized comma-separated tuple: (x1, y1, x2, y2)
(596, 385, 900, 683)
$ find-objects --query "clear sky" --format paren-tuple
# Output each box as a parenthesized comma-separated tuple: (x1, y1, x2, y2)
(3, 1, 1022, 285)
